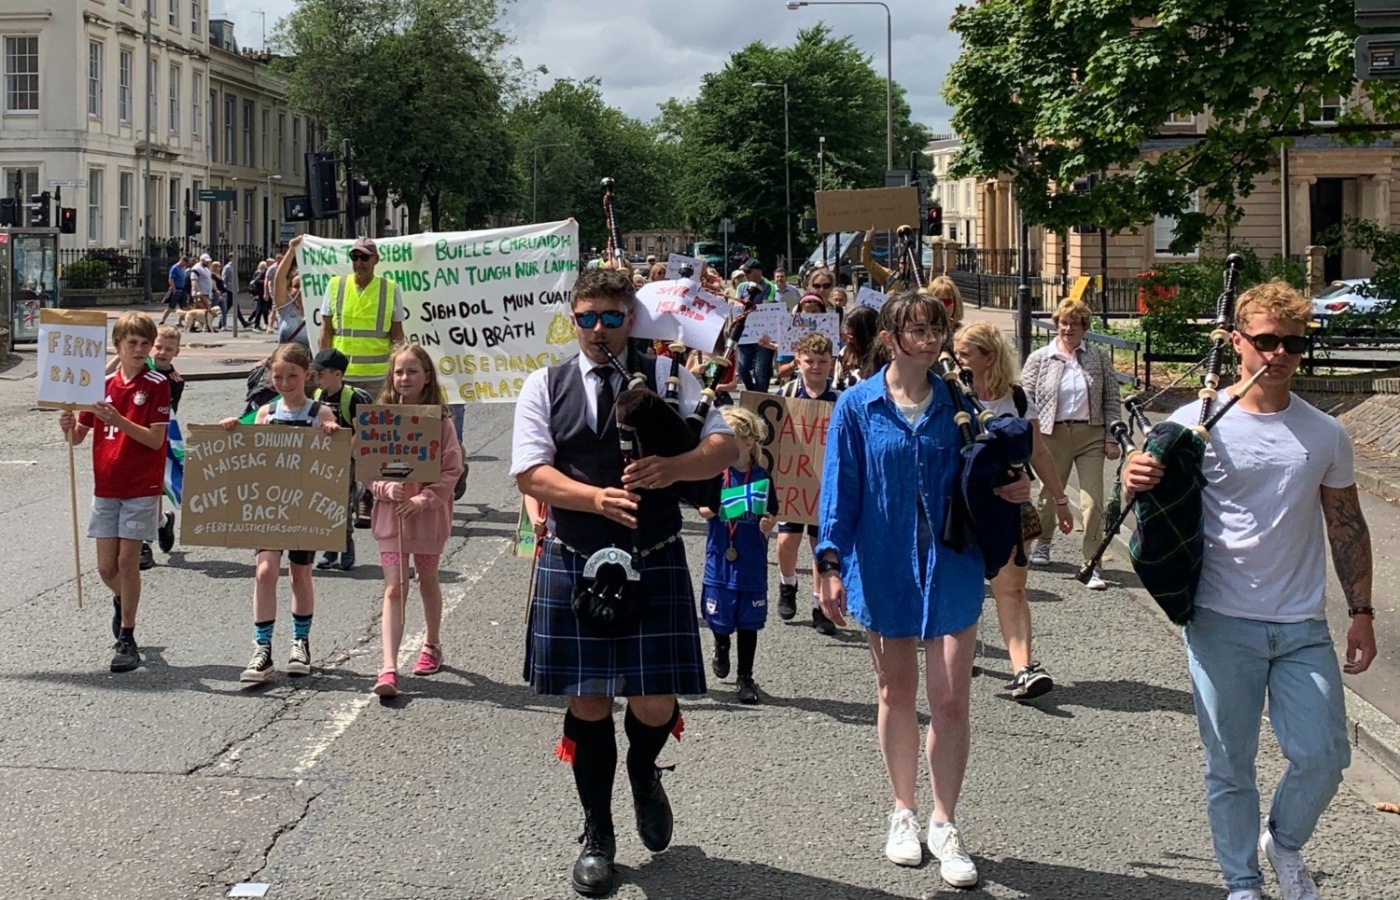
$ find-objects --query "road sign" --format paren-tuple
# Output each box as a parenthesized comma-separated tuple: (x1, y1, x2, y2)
(718, 217, 734, 235)
(48, 180, 87, 188)
(198, 189, 236, 202)
(1357, 34, 1400, 80)
(279, 221, 296, 240)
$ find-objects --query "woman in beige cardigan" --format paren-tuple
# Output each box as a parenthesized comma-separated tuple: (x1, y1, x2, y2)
(1020, 299, 1121, 589)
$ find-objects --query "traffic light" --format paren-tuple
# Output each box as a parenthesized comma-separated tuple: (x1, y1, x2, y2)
(184, 208, 202, 237)
(59, 207, 76, 234)
(0, 198, 16, 227)
(27, 191, 51, 227)
(284, 194, 311, 222)
(347, 177, 371, 232)
(306, 151, 340, 219)
(925, 200, 943, 237)
(1070, 174, 1100, 235)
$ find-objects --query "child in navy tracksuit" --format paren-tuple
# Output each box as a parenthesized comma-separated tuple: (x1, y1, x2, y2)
(698, 405, 778, 705)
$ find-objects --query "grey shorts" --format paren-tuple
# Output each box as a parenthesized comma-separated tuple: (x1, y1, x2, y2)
(88, 495, 161, 542)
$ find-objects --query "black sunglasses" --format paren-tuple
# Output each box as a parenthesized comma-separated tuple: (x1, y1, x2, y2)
(1241, 332, 1309, 355)
(574, 310, 627, 329)
(812, 281, 833, 288)
(350, 252, 373, 262)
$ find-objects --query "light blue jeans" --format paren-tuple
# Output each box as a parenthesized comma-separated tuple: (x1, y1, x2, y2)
(1184, 607, 1350, 891)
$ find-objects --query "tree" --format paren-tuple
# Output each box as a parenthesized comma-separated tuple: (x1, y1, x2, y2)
(661, 25, 932, 266)
(944, 0, 1400, 252)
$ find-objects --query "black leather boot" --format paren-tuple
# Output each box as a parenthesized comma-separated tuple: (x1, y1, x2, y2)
(630, 765, 673, 852)
(571, 814, 616, 897)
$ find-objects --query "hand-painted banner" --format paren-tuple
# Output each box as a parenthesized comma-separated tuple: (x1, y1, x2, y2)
(37, 309, 107, 409)
(780, 312, 841, 355)
(298, 221, 581, 404)
(632, 279, 730, 353)
(740, 394, 834, 527)
(736, 304, 790, 346)
(665, 253, 705, 281)
(856, 286, 888, 312)
(356, 404, 442, 483)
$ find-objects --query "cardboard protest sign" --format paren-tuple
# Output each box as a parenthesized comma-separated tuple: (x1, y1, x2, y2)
(514, 499, 538, 558)
(780, 312, 841, 356)
(298, 220, 580, 404)
(632, 280, 730, 352)
(179, 425, 353, 552)
(665, 253, 705, 281)
(740, 393, 834, 527)
(356, 404, 442, 483)
(855, 286, 888, 312)
(37, 309, 107, 409)
(736, 304, 789, 346)
(815, 187, 919, 233)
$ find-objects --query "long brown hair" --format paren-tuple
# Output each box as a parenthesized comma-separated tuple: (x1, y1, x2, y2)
(874, 290, 949, 367)
(377, 343, 451, 415)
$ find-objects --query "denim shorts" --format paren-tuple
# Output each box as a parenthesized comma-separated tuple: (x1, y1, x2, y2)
(88, 495, 160, 542)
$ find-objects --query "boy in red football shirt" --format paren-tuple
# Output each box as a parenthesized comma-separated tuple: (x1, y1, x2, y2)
(59, 313, 171, 672)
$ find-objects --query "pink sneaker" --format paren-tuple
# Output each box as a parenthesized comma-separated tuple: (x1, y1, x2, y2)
(412, 643, 443, 676)
(372, 670, 398, 697)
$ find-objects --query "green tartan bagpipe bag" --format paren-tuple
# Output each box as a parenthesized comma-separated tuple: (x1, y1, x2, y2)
(1127, 422, 1208, 625)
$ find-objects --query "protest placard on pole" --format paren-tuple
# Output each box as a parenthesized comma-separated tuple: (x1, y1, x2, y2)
(38, 308, 108, 610)
(179, 425, 353, 552)
(297, 221, 581, 404)
(665, 253, 705, 281)
(355, 404, 442, 483)
(740, 393, 834, 526)
(815, 187, 919, 233)
(633, 280, 731, 353)
(780, 311, 841, 355)
(855, 286, 889, 312)
(736, 304, 789, 346)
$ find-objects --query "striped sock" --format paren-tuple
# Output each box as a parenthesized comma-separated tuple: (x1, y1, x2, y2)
(292, 613, 313, 641)
(254, 619, 275, 646)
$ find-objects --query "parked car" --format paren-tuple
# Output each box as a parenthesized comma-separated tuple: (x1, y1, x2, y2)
(1311, 279, 1394, 321)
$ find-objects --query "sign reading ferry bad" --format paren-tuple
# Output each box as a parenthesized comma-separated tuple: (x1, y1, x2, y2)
(297, 220, 581, 403)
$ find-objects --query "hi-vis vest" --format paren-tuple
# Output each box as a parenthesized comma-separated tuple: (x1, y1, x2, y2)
(329, 274, 394, 379)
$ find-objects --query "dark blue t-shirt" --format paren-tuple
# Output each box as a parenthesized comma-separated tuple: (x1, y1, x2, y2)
(168, 263, 188, 290)
(703, 464, 779, 591)
(787, 379, 839, 402)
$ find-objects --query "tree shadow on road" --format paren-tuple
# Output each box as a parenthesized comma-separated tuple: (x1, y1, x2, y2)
(1004, 678, 1196, 719)
(980, 853, 1217, 900)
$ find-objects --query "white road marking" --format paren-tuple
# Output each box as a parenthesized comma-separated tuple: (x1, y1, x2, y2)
(292, 540, 509, 776)
(0, 460, 37, 465)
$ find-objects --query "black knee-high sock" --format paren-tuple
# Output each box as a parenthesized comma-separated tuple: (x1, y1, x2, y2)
(713, 632, 731, 652)
(737, 629, 758, 678)
(624, 701, 681, 787)
(559, 712, 616, 826)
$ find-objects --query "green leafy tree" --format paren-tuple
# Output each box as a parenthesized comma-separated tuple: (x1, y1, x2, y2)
(944, 0, 1400, 252)
(661, 24, 932, 266)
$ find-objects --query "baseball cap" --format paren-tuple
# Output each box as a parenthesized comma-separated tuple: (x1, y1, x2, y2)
(199, 253, 211, 262)
(741, 258, 762, 273)
(351, 236, 377, 257)
(311, 348, 349, 372)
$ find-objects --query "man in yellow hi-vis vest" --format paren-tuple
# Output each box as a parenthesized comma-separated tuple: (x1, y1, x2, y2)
(318, 236, 406, 398)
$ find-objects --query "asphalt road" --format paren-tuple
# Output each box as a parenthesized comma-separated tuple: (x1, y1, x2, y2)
(2, 378, 1399, 900)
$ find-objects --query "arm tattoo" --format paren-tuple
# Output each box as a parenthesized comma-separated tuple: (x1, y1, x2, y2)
(1321, 485, 1373, 611)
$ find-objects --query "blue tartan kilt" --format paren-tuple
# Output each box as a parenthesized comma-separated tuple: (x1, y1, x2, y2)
(523, 536, 708, 698)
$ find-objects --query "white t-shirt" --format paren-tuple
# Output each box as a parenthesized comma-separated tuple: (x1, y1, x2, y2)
(983, 387, 1041, 421)
(189, 262, 213, 296)
(1165, 395, 1354, 623)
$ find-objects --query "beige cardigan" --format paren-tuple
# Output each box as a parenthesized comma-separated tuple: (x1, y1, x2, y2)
(1021, 339, 1122, 435)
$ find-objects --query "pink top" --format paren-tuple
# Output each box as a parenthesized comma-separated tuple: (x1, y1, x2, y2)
(369, 416, 464, 555)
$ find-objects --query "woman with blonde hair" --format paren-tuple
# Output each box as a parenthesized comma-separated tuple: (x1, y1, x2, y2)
(1020, 298, 1121, 588)
(954, 321, 1073, 699)
(924, 276, 965, 333)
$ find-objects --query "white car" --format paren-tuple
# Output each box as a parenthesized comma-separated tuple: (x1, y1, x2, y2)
(1311, 279, 1394, 321)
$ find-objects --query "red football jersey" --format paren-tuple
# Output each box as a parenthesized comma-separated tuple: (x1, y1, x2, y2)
(78, 368, 171, 499)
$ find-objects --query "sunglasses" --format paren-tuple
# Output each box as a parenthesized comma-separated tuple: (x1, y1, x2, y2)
(350, 252, 373, 262)
(1241, 332, 1309, 355)
(812, 281, 833, 289)
(574, 310, 628, 329)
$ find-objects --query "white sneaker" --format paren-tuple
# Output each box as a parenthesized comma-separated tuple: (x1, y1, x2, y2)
(927, 820, 979, 888)
(1227, 890, 1263, 900)
(1029, 540, 1052, 565)
(1261, 828, 1319, 900)
(1085, 569, 1107, 590)
(884, 809, 922, 867)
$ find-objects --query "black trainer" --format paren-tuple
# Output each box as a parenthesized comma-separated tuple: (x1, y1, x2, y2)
(571, 815, 616, 897)
(736, 676, 760, 705)
(778, 583, 798, 620)
(111, 596, 122, 641)
(631, 766, 674, 852)
(157, 512, 176, 553)
(711, 641, 730, 680)
(1010, 662, 1054, 701)
(812, 605, 837, 636)
(110, 635, 140, 672)
(139, 543, 155, 570)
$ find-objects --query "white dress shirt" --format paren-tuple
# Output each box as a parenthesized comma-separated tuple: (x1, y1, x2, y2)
(510, 352, 734, 477)
(1052, 339, 1092, 422)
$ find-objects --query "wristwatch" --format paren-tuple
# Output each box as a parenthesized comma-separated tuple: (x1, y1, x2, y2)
(1348, 607, 1375, 618)
(816, 555, 841, 575)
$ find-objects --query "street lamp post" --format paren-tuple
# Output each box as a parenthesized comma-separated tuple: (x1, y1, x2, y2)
(531, 143, 571, 223)
(753, 82, 792, 269)
(263, 173, 282, 259)
(787, 1, 892, 172)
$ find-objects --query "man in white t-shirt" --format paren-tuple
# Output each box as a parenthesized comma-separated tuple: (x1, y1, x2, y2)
(1124, 280, 1377, 900)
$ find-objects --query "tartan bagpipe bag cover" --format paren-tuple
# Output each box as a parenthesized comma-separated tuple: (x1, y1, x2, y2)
(1127, 421, 1207, 625)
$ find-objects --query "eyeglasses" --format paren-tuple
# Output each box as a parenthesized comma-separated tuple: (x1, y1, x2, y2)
(350, 252, 373, 262)
(574, 310, 628, 329)
(902, 327, 944, 344)
(1241, 331, 1309, 355)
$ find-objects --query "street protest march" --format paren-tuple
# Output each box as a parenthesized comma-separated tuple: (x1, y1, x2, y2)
(297, 221, 581, 404)
(740, 393, 833, 527)
(179, 425, 353, 553)
(356, 404, 443, 484)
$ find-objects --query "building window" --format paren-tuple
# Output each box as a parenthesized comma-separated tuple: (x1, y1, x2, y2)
(87, 42, 103, 118)
(1307, 95, 1345, 125)
(224, 94, 235, 164)
(147, 58, 157, 131)
(192, 72, 202, 135)
(2, 167, 40, 203)
(964, 182, 972, 212)
(191, 0, 201, 35)
(277, 112, 286, 170)
(168, 64, 180, 133)
(292, 117, 302, 174)
(1154, 192, 1200, 259)
(168, 0, 178, 28)
(118, 49, 132, 122)
(209, 88, 218, 161)
(1167, 111, 1194, 125)
(261, 108, 270, 167)
(4, 36, 39, 114)
(243, 100, 253, 166)
(244, 189, 255, 244)
(119, 171, 133, 243)
(169, 177, 180, 236)
(88, 169, 104, 243)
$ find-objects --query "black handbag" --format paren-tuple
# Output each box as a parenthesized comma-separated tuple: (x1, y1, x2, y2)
(571, 546, 649, 631)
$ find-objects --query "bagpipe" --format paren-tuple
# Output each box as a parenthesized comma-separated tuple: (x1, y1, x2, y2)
(1076, 253, 1267, 623)
(936, 353, 1034, 579)
(601, 177, 626, 270)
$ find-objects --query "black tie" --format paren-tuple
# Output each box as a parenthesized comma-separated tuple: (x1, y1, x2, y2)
(594, 365, 615, 435)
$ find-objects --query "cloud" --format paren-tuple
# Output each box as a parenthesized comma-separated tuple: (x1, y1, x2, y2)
(222, 0, 957, 130)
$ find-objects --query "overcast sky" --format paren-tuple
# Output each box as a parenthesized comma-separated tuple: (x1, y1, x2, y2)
(214, 0, 958, 134)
